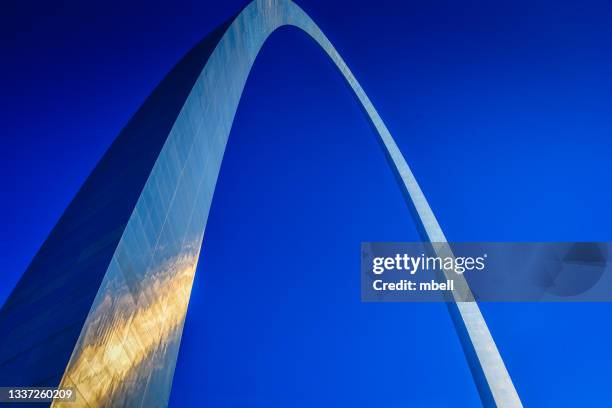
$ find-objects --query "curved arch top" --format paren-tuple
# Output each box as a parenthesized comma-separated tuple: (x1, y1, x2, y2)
(50, 1, 522, 406)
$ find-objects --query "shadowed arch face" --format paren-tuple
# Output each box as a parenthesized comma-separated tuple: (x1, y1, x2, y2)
(0, 1, 520, 407)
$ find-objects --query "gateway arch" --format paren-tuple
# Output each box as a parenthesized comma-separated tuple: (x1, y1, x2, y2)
(0, 0, 522, 406)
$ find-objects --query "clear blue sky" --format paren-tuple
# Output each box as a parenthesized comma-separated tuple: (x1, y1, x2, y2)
(1, 0, 611, 406)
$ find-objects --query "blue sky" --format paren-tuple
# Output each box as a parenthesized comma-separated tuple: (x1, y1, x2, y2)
(1, 0, 611, 406)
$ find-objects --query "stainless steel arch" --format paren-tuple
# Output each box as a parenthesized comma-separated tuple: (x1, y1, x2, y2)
(55, 1, 522, 406)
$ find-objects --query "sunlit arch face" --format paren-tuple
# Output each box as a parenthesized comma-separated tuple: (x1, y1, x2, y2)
(49, 1, 521, 407)
(56, 249, 199, 406)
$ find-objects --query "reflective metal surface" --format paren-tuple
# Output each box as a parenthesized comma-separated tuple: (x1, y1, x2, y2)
(53, 1, 521, 406)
